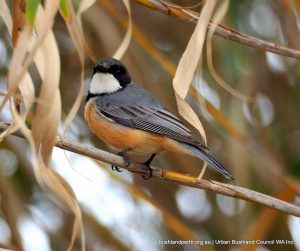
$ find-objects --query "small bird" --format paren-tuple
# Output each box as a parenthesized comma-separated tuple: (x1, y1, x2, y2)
(84, 57, 234, 180)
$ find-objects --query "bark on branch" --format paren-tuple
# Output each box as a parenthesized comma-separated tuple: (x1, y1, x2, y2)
(131, 0, 300, 59)
(1, 122, 300, 217)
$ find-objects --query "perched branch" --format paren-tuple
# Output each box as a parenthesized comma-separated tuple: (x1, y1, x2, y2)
(1, 122, 300, 217)
(131, 0, 300, 59)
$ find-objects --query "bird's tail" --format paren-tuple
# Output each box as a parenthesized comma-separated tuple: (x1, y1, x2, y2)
(182, 143, 234, 180)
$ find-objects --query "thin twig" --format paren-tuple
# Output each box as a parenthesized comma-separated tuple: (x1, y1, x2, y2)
(1, 122, 300, 217)
(131, 0, 300, 59)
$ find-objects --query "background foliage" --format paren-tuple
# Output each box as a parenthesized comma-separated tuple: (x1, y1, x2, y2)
(0, 0, 300, 250)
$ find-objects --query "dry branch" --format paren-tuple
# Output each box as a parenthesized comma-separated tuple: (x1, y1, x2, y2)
(131, 0, 300, 59)
(1, 122, 300, 217)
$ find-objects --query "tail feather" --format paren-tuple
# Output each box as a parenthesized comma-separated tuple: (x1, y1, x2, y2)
(182, 143, 234, 180)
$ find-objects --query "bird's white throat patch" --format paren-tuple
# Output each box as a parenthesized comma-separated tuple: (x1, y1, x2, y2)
(90, 73, 122, 94)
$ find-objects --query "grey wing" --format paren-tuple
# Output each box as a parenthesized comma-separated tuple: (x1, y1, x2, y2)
(98, 103, 207, 149)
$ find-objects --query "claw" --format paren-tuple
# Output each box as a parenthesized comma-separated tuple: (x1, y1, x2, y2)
(141, 153, 156, 180)
(111, 148, 132, 173)
(111, 165, 123, 172)
(142, 166, 153, 180)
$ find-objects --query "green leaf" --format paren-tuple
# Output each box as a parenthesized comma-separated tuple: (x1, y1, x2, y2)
(60, 0, 71, 21)
(26, 0, 41, 25)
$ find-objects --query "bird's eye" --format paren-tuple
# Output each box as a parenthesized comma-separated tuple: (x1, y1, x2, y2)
(112, 65, 123, 74)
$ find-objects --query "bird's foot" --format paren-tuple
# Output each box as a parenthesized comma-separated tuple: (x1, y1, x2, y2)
(142, 165, 153, 180)
(142, 153, 156, 180)
(111, 148, 132, 172)
(111, 165, 123, 172)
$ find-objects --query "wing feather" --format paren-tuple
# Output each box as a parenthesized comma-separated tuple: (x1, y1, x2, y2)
(99, 104, 207, 149)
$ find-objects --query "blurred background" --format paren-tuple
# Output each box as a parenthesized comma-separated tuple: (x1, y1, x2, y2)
(0, 0, 300, 250)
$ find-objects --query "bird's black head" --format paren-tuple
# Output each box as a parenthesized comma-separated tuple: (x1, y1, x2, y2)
(93, 57, 131, 87)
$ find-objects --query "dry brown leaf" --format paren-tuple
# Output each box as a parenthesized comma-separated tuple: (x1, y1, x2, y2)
(31, 6, 61, 164)
(0, 2, 35, 139)
(0, 24, 31, 114)
(0, 72, 34, 141)
(39, 165, 83, 251)
(11, 0, 25, 115)
(31, 5, 84, 250)
(113, 0, 132, 59)
(12, 0, 25, 46)
(59, 3, 88, 249)
(6, 0, 60, 103)
(22, 0, 59, 69)
(172, 0, 217, 179)
(173, 0, 217, 99)
(11, 108, 82, 246)
(0, 27, 35, 142)
(78, 0, 97, 15)
(173, 0, 218, 144)
(0, 0, 59, 113)
(62, 1, 85, 134)
(0, 1, 13, 32)
(206, 0, 255, 102)
(1, 2, 84, 250)
(77, 0, 98, 62)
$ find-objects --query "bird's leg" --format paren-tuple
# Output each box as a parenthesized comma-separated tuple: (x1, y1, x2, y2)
(142, 153, 156, 180)
(111, 148, 132, 172)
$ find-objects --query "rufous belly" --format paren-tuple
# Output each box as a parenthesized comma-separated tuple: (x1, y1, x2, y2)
(84, 100, 190, 158)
